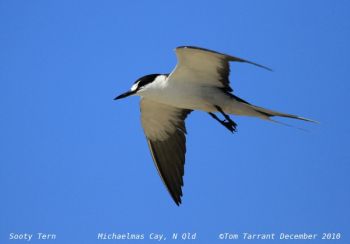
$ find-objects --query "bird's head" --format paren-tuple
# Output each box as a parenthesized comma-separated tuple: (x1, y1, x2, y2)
(114, 74, 163, 100)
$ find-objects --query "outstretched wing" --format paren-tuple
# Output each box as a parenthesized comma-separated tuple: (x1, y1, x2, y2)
(140, 98, 192, 205)
(168, 46, 271, 92)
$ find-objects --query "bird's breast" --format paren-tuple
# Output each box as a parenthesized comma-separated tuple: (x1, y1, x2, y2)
(140, 83, 227, 112)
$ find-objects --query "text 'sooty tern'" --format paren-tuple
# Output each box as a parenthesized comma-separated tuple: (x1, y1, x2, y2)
(115, 46, 315, 205)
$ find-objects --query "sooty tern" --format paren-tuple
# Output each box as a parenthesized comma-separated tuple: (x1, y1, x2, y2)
(115, 46, 315, 205)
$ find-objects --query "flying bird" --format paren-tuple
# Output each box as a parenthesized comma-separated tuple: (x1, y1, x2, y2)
(115, 46, 315, 205)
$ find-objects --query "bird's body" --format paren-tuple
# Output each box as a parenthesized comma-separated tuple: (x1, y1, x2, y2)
(138, 75, 226, 112)
(138, 75, 269, 117)
(115, 46, 315, 205)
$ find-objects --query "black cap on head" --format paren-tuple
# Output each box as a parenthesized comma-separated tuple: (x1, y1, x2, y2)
(133, 74, 162, 88)
(114, 74, 163, 100)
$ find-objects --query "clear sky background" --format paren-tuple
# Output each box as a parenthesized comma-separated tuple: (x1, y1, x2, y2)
(1, 0, 349, 243)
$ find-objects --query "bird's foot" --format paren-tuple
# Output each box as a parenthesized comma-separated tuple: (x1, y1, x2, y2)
(208, 112, 237, 133)
(221, 119, 237, 133)
(213, 105, 238, 133)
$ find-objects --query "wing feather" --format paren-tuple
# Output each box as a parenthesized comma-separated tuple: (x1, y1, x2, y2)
(141, 98, 191, 205)
(168, 46, 271, 93)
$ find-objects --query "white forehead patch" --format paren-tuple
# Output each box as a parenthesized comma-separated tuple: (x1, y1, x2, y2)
(130, 83, 138, 91)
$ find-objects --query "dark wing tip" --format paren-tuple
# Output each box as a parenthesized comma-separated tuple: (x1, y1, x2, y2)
(226, 55, 273, 71)
(173, 196, 182, 206)
(165, 184, 182, 206)
(147, 139, 185, 206)
(235, 58, 273, 72)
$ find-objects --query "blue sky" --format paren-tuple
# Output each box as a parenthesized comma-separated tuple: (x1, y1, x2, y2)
(1, 0, 349, 243)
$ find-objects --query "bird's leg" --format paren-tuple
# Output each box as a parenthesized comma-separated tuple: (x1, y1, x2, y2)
(215, 105, 236, 124)
(215, 105, 237, 132)
(208, 110, 237, 133)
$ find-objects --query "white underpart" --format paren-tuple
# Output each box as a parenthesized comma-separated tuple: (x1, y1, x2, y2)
(137, 74, 266, 119)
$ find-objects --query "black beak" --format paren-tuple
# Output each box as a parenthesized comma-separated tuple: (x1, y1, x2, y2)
(114, 90, 135, 100)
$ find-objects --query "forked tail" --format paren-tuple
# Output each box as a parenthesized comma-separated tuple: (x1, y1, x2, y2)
(250, 104, 318, 123)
